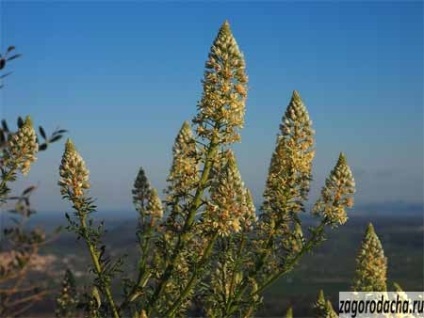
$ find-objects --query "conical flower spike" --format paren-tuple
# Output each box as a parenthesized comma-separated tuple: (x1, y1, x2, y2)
(312, 153, 355, 226)
(4, 116, 38, 175)
(166, 121, 199, 197)
(352, 223, 387, 291)
(204, 150, 249, 236)
(146, 188, 163, 219)
(313, 290, 337, 318)
(58, 139, 90, 199)
(132, 167, 163, 220)
(132, 167, 150, 213)
(193, 20, 248, 144)
(55, 269, 78, 318)
(262, 91, 315, 217)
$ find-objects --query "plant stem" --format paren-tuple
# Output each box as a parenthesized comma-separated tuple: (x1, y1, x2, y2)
(230, 225, 275, 306)
(230, 218, 326, 317)
(252, 221, 326, 297)
(120, 224, 154, 311)
(0, 165, 17, 203)
(224, 232, 246, 317)
(78, 208, 120, 318)
(165, 231, 219, 318)
(146, 135, 219, 315)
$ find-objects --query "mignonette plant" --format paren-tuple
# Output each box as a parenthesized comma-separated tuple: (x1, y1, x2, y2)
(311, 222, 403, 318)
(58, 21, 357, 318)
(0, 46, 67, 317)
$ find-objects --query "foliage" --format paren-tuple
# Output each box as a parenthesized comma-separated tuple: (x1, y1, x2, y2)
(0, 46, 21, 89)
(58, 21, 357, 318)
(55, 269, 79, 318)
(314, 221, 403, 316)
(0, 46, 66, 317)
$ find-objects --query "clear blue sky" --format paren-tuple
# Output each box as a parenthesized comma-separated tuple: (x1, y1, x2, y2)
(1, 1, 422, 213)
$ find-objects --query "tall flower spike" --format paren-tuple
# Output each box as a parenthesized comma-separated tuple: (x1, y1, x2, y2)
(165, 121, 199, 198)
(132, 167, 163, 220)
(352, 223, 387, 292)
(204, 150, 251, 236)
(312, 153, 355, 226)
(146, 188, 164, 219)
(55, 269, 79, 318)
(313, 290, 337, 318)
(262, 90, 315, 216)
(58, 139, 90, 199)
(193, 20, 248, 145)
(4, 116, 38, 175)
(133, 167, 150, 213)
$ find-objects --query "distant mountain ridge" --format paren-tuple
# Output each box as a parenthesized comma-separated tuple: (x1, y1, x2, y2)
(352, 201, 423, 215)
(3, 200, 422, 231)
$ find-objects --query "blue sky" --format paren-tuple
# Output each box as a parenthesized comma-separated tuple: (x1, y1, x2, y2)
(0, 1, 422, 214)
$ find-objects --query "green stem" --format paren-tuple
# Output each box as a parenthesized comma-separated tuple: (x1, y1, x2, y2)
(230, 223, 275, 306)
(224, 232, 246, 317)
(165, 231, 219, 318)
(119, 224, 154, 312)
(230, 218, 326, 318)
(146, 136, 219, 315)
(0, 165, 17, 203)
(78, 206, 120, 318)
(183, 140, 218, 231)
(252, 221, 326, 297)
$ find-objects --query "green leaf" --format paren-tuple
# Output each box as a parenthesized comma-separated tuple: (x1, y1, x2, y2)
(92, 286, 101, 309)
(17, 116, 24, 128)
(49, 135, 63, 143)
(22, 185, 36, 196)
(39, 126, 47, 140)
(0, 72, 12, 79)
(1, 119, 9, 132)
(0, 130, 5, 144)
(39, 143, 48, 151)
(6, 54, 21, 61)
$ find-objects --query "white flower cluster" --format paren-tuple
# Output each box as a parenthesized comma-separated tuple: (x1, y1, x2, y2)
(4, 116, 38, 175)
(58, 139, 90, 198)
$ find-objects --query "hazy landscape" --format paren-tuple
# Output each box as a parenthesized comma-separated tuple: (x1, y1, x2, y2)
(12, 203, 422, 317)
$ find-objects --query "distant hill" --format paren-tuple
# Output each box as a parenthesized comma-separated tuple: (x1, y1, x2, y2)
(353, 201, 423, 215)
(3, 200, 421, 237)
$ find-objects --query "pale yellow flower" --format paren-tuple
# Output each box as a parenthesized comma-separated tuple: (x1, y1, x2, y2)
(58, 139, 90, 198)
(203, 150, 254, 236)
(262, 90, 315, 217)
(352, 223, 387, 291)
(313, 153, 356, 226)
(4, 116, 38, 175)
(193, 21, 248, 145)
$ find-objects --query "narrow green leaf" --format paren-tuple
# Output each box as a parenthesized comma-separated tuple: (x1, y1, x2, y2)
(39, 126, 47, 140)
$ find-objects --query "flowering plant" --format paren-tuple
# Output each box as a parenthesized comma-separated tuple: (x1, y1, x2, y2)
(58, 21, 357, 318)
